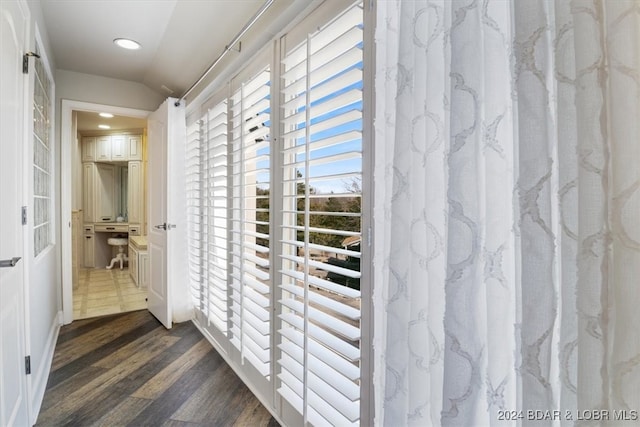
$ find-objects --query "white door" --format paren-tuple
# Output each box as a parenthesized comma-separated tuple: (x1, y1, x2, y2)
(146, 99, 184, 329)
(0, 1, 30, 426)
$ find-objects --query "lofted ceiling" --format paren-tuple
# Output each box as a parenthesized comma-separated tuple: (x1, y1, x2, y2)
(40, 0, 306, 131)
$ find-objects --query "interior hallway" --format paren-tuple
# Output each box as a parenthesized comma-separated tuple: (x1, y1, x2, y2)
(73, 268, 147, 320)
(36, 310, 278, 426)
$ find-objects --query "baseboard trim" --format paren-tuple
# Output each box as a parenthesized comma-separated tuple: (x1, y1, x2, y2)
(30, 310, 63, 425)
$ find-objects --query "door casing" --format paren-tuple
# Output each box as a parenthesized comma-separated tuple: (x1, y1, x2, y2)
(60, 100, 150, 324)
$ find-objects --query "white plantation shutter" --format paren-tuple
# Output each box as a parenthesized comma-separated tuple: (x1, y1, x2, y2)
(278, 2, 363, 426)
(229, 67, 272, 377)
(204, 100, 229, 332)
(187, 98, 229, 334)
(186, 120, 204, 311)
(184, 2, 369, 424)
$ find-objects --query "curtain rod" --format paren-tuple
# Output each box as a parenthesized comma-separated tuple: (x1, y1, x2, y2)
(174, 0, 275, 106)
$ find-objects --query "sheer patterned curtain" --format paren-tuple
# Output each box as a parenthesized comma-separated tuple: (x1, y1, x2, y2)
(373, 1, 640, 425)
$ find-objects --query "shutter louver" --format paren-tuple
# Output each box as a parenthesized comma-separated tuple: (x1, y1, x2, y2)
(187, 98, 229, 335)
(204, 101, 229, 333)
(186, 120, 204, 312)
(230, 66, 272, 377)
(278, 2, 363, 425)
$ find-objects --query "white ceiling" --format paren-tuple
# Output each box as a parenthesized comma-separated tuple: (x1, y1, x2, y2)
(40, 0, 306, 131)
(75, 111, 146, 133)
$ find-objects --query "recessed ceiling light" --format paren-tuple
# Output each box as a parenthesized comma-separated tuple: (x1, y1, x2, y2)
(98, 124, 111, 129)
(99, 112, 114, 118)
(113, 38, 141, 50)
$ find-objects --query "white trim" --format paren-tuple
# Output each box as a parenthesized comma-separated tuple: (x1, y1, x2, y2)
(29, 311, 62, 425)
(60, 100, 151, 324)
(359, 1, 374, 425)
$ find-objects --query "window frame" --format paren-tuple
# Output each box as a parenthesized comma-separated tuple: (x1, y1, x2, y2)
(32, 27, 56, 259)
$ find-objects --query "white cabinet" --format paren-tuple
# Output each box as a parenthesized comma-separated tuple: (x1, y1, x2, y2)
(127, 161, 143, 224)
(128, 135, 143, 160)
(96, 136, 112, 161)
(82, 133, 142, 162)
(81, 133, 145, 229)
(82, 137, 96, 162)
(129, 236, 148, 287)
(95, 163, 117, 222)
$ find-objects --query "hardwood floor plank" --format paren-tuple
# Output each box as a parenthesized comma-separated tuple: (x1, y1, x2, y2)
(56, 316, 110, 343)
(131, 338, 213, 400)
(39, 366, 108, 413)
(91, 324, 173, 369)
(37, 311, 279, 427)
(233, 399, 279, 427)
(57, 349, 195, 426)
(126, 368, 213, 426)
(161, 420, 203, 427)
(90, 397, 153, 427)
(209, 384, 269, 426)
(49, 386, 146, 426)
(165, 323, 208, 351)
(169, 364, 240, 424)
(51, 310, 157, 370)
(37, 335, 179, 425)
(46, 316, 162, 389)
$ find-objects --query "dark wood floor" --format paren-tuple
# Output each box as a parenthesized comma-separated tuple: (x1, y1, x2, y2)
(36, 310, 279, 427)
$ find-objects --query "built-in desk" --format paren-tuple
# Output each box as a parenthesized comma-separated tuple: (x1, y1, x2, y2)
(82, 222, 142, 269)
(94, 223, 129, 233)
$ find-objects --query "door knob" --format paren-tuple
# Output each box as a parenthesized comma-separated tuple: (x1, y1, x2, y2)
(0, 257, 22, 268)
(154, 223, 176, 231)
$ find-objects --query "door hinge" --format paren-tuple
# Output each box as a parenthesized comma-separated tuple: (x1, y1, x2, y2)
(22, 206, 27, 225)
(22, 51, 40, 74)
(25, 356, 31, 375)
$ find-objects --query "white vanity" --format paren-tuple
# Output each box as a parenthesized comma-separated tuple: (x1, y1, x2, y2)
(81, 132, 146, 272)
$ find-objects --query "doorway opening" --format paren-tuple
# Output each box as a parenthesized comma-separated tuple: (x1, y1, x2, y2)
(61, 100, 151, 324)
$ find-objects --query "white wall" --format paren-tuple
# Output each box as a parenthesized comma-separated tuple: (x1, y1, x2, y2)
(55, 69, 165, 112)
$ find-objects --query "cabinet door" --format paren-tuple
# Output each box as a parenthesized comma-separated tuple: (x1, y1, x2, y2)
(127, 161, 143, 224)
(139, 252, 149, 288)
(96, 163, 116, 222)
(96, 136, 111, 161)
(111, 135, 128, 161)
(82, 137, 96, 162)
(72, 212, 80, 284)
(128, 135, 143, 160)
(83, 234, 95, 268)
(82, 163, 95, 222)
(129, 245, 139, 285)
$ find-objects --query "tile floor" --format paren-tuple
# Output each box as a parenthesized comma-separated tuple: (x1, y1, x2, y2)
(73, 268, 147, 320)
